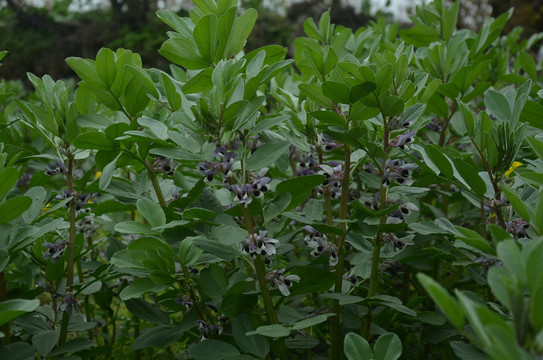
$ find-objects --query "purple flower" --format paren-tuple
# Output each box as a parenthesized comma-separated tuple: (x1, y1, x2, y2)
(45, 158, 67, 176)
(59, 292, 78, 314)
(390, 131, 415, 150)
(242, 230, 279, 257)
(303, 226, 338, 266)
(42, 240, 68, 262)
(265, 269, 301, 296)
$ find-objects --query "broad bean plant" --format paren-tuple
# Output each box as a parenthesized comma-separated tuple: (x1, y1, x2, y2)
(1, 0, 543, 359)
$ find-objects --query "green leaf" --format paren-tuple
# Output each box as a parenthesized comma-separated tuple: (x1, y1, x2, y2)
(288, 266, 335, 296)
(381, 95, 404, 117)
(519, 51, 537, 80)
(194, 14, 218, 64)
(254, 324, 291, 338)
(95, 48, 117, 88)
(132, 325, 183, 350)
(344, 332, 372, 360)
(452, 158, 486, 196)
(189, 339, 241, 360)
(500, 185, 532, 221)
(276, 175, 325, 211)
(0, 196, 32, 223)
(290, 314, 332, 330)
(99, 153, 120, 191)
(399, 24, 440, 47)
(124, 76, 150, 117)
(65, 57, 105, 89)
(233, 313, 269, 358)
(299, 84, 332, 107)
(0, 299, 40, 326)
(199, 264, 229, 298)
(527, 136, 543, 160)
(450, 341, 489, 360)
(455, 226, 496, 255)
(534, 187, 543, 234)
(119, 278, 167, 300)
(425, 144, 453, 178)
(182, 68, 213, 94)
(264, 193, 292, 222)
(159, 38, 209, 70)
(246, 141, 290, 172)
(32, 330, 59, 357)
(114, 221, 158, 235)
(137, 198, 166, 228)
(229, 8, 258, 55)
(73, 131, 115, 150)
(322, 81, 351, 104)
(192, 237, 240, 260)
(442, 1, 459, 41)
(0, 167, 18, 198)
(125, 299, 171, 325)
(178, 237, 203, 266)
(350, 81, 376, 103)
(49, 338, 93, 356)
(417, 273, 465, 329)
(520, 100, 543, 130)
(484, 90, 511, 123)
(374, 333, 402, 360)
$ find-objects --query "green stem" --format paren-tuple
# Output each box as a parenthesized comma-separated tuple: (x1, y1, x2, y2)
(241, 206, 288, 359)
(364, 113, 390, 338)
(0, 271, 9, 344)
(331, 146, 351, 360)
(438, 101, 457, 147)
(59, 154, 77, 345)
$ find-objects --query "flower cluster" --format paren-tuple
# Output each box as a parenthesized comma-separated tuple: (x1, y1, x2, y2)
(17, 170, 33, 187)
(386, 201, 418, 224)
(296, 151, 318, 177)
(55, 191, 93, 214)
(506, 219, 530, 238)
(382, 232, 413, 251)
(174, 294, 193, 310)
(153, 157, 177, 176)
(77, 215, 99, 239)
(388, 117, 414, 130)
(59, 291, 78, 314)
(196, 320, 222, 340)
(425, 118, 442, 132)
(42, 240, 68, 263)
(316, 163, 343, 199)
(382, 159, 416, 186)
(197, 146, 237, 182)
(44, 158, 67, 176)
(303, 226, 339, 266)
(389, 130, 415, 150)
(378, 259, 404, 275)
(241, 230, 279, 258)
(228, 168, 271, 207)
(265, 269, 300, 296)
(320, 133, 338, 152)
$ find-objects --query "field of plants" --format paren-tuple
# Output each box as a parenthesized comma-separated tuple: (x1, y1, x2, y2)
(1, 0, 543, 359)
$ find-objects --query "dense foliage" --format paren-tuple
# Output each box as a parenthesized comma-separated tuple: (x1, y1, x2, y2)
(1, 0, 543, 359)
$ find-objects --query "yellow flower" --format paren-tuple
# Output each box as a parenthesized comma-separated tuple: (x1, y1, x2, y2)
(505, 161, 522, 178)
(94, 171, 102, 179)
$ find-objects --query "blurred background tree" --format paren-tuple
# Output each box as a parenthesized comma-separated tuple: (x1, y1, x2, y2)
(0, 0, 542, 81)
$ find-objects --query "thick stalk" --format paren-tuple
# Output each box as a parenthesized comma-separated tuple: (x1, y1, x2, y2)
(331, 146, 351, 360)
(438, 102, 457, 147)
(0, 271, 9, 344)
(59, 155, 77, 345)
(241, 206, 288, 359)
(364, 114, 390, 337)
